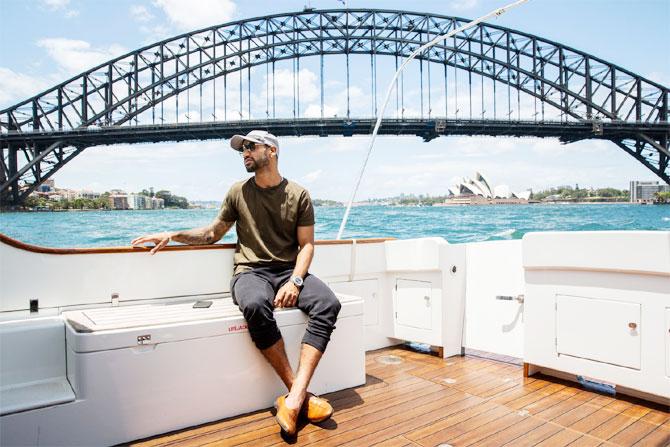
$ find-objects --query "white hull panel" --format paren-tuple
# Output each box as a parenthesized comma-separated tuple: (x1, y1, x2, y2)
(1, 299, 365, 446)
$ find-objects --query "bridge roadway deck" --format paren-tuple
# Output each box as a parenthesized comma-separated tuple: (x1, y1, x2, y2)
(130, 345, 670, 447)
(2, 119, 668, 147)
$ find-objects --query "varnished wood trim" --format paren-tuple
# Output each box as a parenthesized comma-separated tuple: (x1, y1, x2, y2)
(0, 232, 393, 255)
(523, 362, 530, 377)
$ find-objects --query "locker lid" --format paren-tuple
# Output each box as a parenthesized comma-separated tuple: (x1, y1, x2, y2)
(63, 294, 363, 352)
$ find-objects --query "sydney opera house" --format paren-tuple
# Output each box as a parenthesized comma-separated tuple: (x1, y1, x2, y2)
(439, 172, 533, 205)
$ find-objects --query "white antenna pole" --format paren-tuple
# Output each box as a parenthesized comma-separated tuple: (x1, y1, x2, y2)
(336, 0, 530, 240)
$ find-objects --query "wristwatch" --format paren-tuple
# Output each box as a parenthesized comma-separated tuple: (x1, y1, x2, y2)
(290, 275, 304, 288)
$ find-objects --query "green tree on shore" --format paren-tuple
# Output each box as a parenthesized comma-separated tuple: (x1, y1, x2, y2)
(655, 191, 670, 203)
(531, 186, 629, 202)
(155, 190, 189, 208)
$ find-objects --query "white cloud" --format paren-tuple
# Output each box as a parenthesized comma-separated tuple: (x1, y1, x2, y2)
(448, 0, 480, 11)
(0, 68, 51, 108)
(289, 136, 365, 153)
(268, 68, 319, 102)
(303, 103, 339, 118)
(152, 0, 236, 30)
(41, 0, 70, 10)
(39, 0, 78, 19)
(130, 5, 154, 22)
(139, 24, 171, 42)
(302, 169, 323, 183)
(37, 38, 127, 74)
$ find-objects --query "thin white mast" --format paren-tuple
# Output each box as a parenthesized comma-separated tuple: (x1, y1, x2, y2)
(336, 0, 531, 240)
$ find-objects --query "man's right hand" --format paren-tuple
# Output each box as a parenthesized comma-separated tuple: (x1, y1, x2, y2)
(131, 232, 173, 255)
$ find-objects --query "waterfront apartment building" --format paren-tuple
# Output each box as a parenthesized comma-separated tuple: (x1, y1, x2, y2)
(127, 194, 149, 210)
(629, 180, 670, 203)
(77, 190, 101, 200)
(124, 194, 165, 210)
(151, 197, 165, 209)
(108, 194, 129, 210)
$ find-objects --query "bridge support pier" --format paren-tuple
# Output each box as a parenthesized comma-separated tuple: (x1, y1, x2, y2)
(7, 145, 18, 207)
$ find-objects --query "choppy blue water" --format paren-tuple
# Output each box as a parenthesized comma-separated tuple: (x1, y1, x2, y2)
(1, 204, 669, 248)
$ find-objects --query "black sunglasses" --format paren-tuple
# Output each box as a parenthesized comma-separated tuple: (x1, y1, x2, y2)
(241, 141, 264, 152)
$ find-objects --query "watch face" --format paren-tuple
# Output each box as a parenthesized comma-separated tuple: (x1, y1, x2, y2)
(292, 276, 303, 287)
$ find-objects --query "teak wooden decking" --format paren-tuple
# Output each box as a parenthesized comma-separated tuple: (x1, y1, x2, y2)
(131, 346, 670, 447)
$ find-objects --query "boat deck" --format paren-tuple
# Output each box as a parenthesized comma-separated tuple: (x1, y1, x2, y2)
(131, 346, 670, 447)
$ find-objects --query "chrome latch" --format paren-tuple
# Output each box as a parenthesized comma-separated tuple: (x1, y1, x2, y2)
(111, 292, 119, 307)
(137, 334, 151, 345)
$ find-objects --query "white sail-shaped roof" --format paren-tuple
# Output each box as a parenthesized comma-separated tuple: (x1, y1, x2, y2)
(493, 185, 512, 199)
(471, 179, 493, 198)
(463, 179, 486, 196)
(458, 184, 477, 195)
(516, 190, 532, 200)
(449, 173, 529, 199)
(474, 172, 494, 197)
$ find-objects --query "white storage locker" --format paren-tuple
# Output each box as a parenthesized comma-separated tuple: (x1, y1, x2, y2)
(556, 294, 641, 370)
(395, 278, 433, 330)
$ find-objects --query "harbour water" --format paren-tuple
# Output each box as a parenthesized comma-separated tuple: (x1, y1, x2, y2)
(1, 203, 669, 248)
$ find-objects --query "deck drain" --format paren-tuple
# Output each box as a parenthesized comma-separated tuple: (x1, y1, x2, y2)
(443, 378, 457, 384)
(376, 355, 403, 365)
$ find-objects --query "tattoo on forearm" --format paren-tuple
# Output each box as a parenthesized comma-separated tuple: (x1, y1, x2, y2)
(172, 220, 234, 245)
(171, 227, 213, 245)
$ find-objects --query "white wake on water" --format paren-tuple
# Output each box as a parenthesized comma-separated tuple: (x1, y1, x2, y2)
(494, 228, 516, 239)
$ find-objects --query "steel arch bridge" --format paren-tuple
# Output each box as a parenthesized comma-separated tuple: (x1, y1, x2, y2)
(1, 8, 668, 206)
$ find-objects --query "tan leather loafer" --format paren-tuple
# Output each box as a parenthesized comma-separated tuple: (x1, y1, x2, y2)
(301, 393, 334, 423)
(274, 395, 299, 435)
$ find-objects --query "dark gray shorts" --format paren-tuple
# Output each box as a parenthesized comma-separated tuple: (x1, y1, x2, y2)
(229, 265, 341, 353)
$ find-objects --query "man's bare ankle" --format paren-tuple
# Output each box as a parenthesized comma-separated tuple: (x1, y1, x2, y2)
(285, 389, 307, 409)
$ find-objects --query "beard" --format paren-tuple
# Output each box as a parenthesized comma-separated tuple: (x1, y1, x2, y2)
(244, 154, 270, 172)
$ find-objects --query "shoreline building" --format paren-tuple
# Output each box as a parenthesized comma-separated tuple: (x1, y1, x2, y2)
(629, 180, 670, 203)
(108, 193, 129, 210)
(151, 197, 165, 209)
(121, 194, 165, 210)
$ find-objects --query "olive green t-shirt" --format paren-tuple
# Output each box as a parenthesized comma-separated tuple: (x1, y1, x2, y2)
(218, 177, 315, 275)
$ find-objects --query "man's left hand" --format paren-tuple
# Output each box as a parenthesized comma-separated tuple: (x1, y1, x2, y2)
(274, 282, 300, 308)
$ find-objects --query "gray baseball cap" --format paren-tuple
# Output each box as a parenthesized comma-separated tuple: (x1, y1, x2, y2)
(230, 130, 280, 153)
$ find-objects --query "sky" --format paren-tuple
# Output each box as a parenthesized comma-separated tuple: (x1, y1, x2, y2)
(1, 0, 669, 201)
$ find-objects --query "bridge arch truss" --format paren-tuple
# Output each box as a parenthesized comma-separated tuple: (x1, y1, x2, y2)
(1, 9, 668, 205)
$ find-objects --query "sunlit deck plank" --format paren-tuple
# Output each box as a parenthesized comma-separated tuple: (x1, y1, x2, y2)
(130, 346, 670, 447)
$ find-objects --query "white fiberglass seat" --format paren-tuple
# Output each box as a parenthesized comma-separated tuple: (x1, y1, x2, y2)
(0, 318, 75, 416)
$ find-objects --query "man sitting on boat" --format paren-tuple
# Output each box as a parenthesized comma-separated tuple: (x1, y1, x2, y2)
(131, 130, 340, 436)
